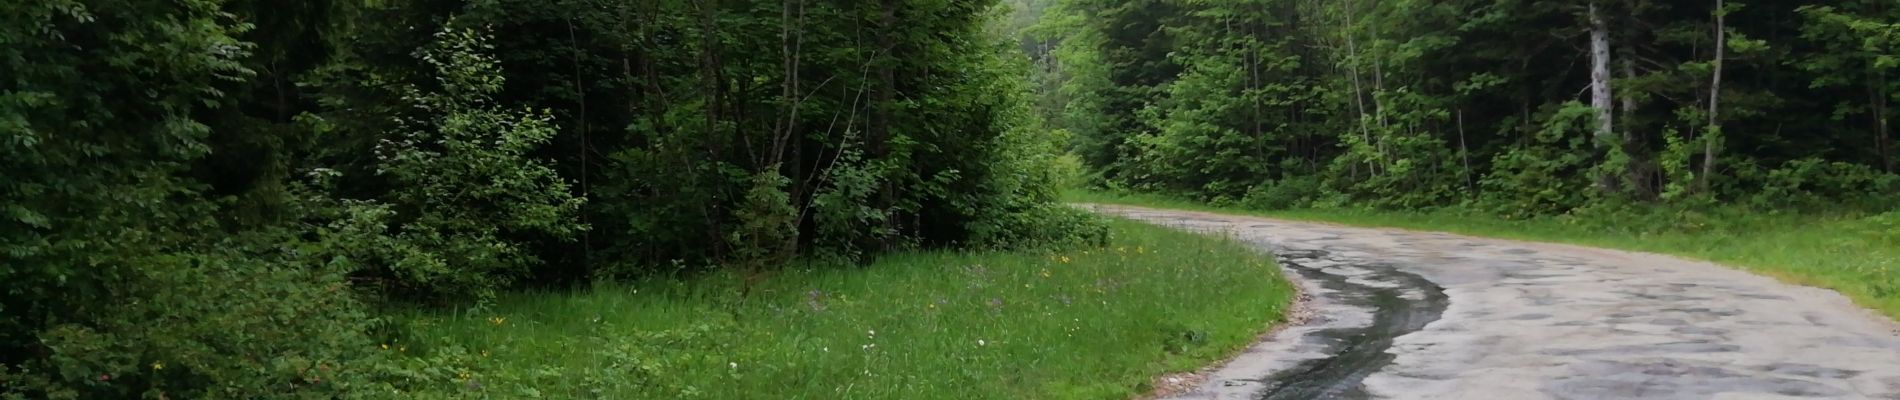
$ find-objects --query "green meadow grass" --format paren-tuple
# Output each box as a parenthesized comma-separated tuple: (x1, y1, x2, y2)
(1066, 190, 1900, 321)
(391, 219, 1295, 399)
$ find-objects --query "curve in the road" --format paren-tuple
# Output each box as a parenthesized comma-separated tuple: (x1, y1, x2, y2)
(1257, 249, 1447, 399)
(1089, 205, 1900, 400)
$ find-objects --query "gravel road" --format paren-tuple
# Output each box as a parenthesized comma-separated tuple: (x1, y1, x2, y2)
(1089, 205, 1900, 400)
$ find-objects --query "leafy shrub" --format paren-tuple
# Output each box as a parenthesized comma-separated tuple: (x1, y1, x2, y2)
(729, 169, 799, 270)
(352, 23, 584, 302)
(1746, 158, 1898, 209)
(1560, 199, 1728, 235)
(1480, 102, 1597, 218)
(1324, 90, 1464, 209)
(810, 153, 896, 262)
(1241, 176, 1323, 210)
(0, 218, 395, 399)
(967, 204, 1111, 248)
(1048, 151, 1092, 191)
(1, 2, 391, 398)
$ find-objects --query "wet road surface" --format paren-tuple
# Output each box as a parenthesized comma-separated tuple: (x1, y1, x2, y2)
(1088, 205, 1900, 400)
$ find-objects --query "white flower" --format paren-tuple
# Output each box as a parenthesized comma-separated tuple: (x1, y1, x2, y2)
(977, 339, 987, 346)
(729, 362, 738, 369)
(867, 329, 876, 336)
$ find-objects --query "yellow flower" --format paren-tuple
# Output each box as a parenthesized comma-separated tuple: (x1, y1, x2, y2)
(151, 361, 163, 371)
(1039, 269, 1051, 278)
(1058, 256, 1071, 264)
(380, 344, 389, 350)
(488, 316, 507, 326)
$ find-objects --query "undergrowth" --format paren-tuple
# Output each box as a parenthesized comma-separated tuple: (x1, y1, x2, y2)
(386, 219, 1295, 399)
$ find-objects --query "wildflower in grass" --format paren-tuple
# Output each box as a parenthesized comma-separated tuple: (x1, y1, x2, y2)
(488, 316, 507, 326)
(380, 344, 389, 350)
(730, 362, 739, 369)
(1040, 269, 1051, 278)
(977, 339, 987, 346)
(150, 361, 163, 371)
(1059, 256, 1071, 264)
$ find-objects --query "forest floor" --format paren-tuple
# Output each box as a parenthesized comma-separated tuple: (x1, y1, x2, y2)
(391, 219, 1295, 399)
(1089, 204, 1900, 399)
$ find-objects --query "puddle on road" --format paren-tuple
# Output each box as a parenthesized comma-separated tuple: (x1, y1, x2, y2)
(1257, 249, 1448, 400)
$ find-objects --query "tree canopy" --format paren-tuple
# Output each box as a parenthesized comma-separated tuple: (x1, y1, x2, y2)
(1038, 0, 1899, 214)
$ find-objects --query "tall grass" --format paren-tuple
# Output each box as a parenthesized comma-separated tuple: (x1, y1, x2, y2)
(1067, 190, 1900, 321)
(390, 219, 1295, 399)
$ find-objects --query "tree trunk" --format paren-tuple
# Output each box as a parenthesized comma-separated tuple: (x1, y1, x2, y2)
(1703, 0, 1725, 192)
(1457, 107, 1473, 193)
(871, 0, 898, 246)
(1877, 70, 1893, 172)
(566, 16, 591, 270)
(1342, 0, 1376, 176)
(697, 0, 730, 258)
(1622, 59, 1649, 197)
(1589, 2, 1617, 192)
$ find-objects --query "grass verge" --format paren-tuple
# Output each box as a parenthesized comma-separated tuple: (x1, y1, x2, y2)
(388, 218, 1294, 399)
(1066, 190, 1900, 321)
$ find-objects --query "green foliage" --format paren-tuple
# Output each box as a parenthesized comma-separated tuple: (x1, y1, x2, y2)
(730, 169, 799, 270)
(5, 245, 383, 400)
(1658, 127, 1707, 203)
(8, 0, 1103, 397)
(809, 153, 895, 262)
(352, 23, 584, 302)
(1041, 0, 1898, 218)
(1241, 176, 1324, 210)
(392, 219, 1290, 399)
(1480, 103, 1597, 218)
(0, 1, 388, 397)
(1860, 211, 1900, 245)
(1749, 158, 1899, 209)
(1325, 90, 1463, 209)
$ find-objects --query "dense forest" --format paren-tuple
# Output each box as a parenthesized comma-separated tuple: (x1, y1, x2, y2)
(1032, 0, 1899, 217)
(5, 0, 1899, 398)
(3, 0, 1093, 397)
